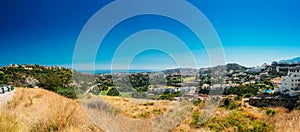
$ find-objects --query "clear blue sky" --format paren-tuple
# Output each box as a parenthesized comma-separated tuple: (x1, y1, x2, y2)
(1, 0, 299, 69)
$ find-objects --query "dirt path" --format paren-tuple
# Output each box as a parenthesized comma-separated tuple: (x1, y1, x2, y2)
(0, 90, 15, 107)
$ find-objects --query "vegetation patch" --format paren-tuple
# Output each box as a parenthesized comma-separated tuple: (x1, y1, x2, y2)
(220, 98, 240, 110)
(265, 108, 276, 116)
(158, 91, 182, 100)
(3, 88, 101, 132)
(203, 111, 274, 131)
(0, 110, 22, 132)
(107, 87, 120, 96)
(102, 96, 170, 119)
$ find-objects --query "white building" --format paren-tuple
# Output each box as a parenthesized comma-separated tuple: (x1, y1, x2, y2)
(280, 68, 300, 96)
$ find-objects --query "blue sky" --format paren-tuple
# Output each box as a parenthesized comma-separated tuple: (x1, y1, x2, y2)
(1, 0, 300, 69)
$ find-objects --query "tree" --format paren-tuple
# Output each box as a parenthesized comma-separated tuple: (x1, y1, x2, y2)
(166, 75, 182, 87)
(60, 70, 73, 87)
(56, 86, 77, 99)
(107, 87, 120, 96)
(97, 83, 108, 91)
(39, 73, 62, 91)
(129, 73, 150, 92)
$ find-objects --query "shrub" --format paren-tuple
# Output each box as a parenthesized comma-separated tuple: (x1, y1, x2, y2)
(224, 98, 230, 106)
(222, 98, 238, 110)
(234, 95, 242, 100)
(107, 87, 120, 96)
(158, 91, 182, 100)
(56, 87, 77, 99)
(157, 93, 175, 100)
(205, 111, 274, 132)
(190, 112, 202, 128)
(265, 108, 276, 116)
(244, 93, 255, 98)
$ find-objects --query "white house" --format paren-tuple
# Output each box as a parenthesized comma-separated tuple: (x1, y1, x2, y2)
(280, 68, 300, 96)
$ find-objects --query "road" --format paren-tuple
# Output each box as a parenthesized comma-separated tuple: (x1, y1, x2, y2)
(85, 83, 101, 94)
(0, 90, 15, 107)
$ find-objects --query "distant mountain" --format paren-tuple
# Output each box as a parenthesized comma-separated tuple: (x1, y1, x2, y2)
(201, 63, 248, 72)
(161, 68, 199, 75)
(226, 63, 248, 71)
(160, 63, 248, 75)
(279, 57, 300, 64)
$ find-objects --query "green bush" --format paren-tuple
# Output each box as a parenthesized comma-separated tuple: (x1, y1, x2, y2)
(158, 91, 182, 100)
(107, 87, 120, 96)
(204, 111, 274, 131)
(222, 98, 238, 110)
(129, 73, 150, 92)
(190, 112, 202, 128)
(56, 87, 77, 99)
(223, 84, 261, 96)
(265, 108, 276, 116)
(243, 93, 255, 98)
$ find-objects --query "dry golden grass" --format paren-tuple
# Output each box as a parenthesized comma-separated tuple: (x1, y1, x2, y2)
(102, 96, 171, 119)
(173, 100, 277, 132)
(3, 88, 300, 132)
(173, 106, 272, 132)
(265, 107, 300, 132)
(1, 88, 102, 132)
(171, 105, 207, 132)
(0, 110, 22, 132)
(80, 96, 193, 132)
(0, 88, 189, 132)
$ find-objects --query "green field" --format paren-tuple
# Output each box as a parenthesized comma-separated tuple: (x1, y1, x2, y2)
(119, 92, 132, 98)
(101, 91, 108, 96)
(101, 91, 132, 98)
(183, 77, 196, 82)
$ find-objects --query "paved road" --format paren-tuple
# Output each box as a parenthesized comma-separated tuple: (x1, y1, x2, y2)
(0, 90, 15, 107)
(85, 83, 101, 94)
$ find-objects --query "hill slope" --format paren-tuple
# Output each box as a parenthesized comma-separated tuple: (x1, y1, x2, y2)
(0, 88, 102, 132)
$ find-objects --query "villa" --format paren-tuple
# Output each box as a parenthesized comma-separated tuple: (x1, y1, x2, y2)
(279, 67, 300, 96)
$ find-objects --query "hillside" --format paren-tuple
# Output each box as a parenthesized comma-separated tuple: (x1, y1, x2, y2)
(0, 88, 102, 132)
(173, 98, 300, 132)
(2, 88, 300, 131)
(162, 68, 199, 75)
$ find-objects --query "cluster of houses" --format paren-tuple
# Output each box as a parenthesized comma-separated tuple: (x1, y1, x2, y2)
(248, 67, 300, 97)
(275, 67, 300, 96)
(149, 87, 196, 95)
(9, 64, 66, 70)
